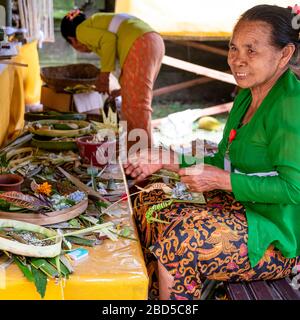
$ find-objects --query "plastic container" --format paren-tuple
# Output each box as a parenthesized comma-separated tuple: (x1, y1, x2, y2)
(76, 136, 117, 167)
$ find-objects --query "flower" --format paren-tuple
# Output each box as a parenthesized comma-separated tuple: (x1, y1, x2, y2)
(36, 182, 52, 196)
(67, 191, 86, 203)
(66, 9, 82, 21)
(288, 5, 300, 15)
(229, 129, 237, 143)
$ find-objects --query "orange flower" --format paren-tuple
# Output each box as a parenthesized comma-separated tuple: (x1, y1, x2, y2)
(36, 182, 52, 196)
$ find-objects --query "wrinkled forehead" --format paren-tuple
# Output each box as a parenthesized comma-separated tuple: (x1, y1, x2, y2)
(230, 20, 273, 47)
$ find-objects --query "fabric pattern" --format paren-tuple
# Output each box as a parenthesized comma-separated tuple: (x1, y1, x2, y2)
(133, 189, 300, 300)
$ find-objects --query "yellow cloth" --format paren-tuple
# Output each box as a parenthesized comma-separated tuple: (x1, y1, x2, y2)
(115, 0, 292, 38)
(76, 13, 154, 72)
(13, 40, 42, 106)
(0, 213, 148, 300)
(0, 41, 41, 147)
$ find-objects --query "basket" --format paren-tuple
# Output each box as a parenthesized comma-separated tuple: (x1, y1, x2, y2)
(41, 63, 100, 92)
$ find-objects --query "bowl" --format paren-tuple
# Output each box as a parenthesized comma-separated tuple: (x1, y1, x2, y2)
(40, 63, 100, 92)
(25, 111, 87, 121)
(76, 136, 117, 167)
(0, 174, 24, 192)
(28, 120, 91, 137)
(31, 136, 78, 151)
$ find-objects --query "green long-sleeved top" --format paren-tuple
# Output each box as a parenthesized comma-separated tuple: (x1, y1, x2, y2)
(76, 13, 154, 72)
(203, 69, 300, 267)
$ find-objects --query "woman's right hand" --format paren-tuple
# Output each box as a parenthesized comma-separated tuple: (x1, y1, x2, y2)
(123, 148, 179, 182)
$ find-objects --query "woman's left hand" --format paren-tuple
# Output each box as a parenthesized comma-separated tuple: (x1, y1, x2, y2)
(96, 72, 110, 93)
(178, 164, 232, 192)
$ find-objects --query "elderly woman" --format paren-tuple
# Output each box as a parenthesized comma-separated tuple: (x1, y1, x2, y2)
(60, 10, 165, 148)
(124, 5, 300, 300)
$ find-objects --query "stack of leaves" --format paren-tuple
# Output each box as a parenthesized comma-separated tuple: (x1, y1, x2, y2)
(9, 252, 73, 298)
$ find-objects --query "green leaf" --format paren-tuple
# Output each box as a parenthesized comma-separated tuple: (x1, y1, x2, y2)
(30, 258, 59, 278)
(69, 218, 81, 228)
(13, 256, 34, 282)
(121, 227, 131, 238)
(47, 257, 70, 278)
(65, 235, 96, 247)
(32, 267, 48, 299)
(0, 199, 10, 211)
(95, 201, 108, 209)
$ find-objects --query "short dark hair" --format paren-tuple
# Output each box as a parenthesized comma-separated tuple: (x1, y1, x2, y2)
(237, 5, 300, 64)
(60, 12, 86, 43)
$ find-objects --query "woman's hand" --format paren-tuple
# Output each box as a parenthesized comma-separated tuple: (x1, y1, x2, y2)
(123, 148, 163, 182)
(179, 164, 232, 192)
(123, 148, 180, 182)
(96, 72, 110, 93)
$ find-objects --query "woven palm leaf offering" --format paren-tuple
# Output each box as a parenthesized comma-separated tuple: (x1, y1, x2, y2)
(27, 120, 91, 138)
(0, 180, 88, 225)
(0, 219, 62, 257)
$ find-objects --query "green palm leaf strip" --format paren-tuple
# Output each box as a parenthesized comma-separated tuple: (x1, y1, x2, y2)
(43, 222, 115, 241)
(145, 199, 174, 224)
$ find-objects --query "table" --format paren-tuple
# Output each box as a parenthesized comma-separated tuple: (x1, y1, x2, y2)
(0, 211, 148, 300)
(0, 159, 148, 300)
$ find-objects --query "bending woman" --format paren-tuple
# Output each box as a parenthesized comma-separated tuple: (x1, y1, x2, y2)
(61, 10, 165, 148)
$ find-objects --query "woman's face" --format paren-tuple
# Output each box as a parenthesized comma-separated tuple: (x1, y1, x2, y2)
(227, 21, 285, 89)
(68, 37, 92, 53)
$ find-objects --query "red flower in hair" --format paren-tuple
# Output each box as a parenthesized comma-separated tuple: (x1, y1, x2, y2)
(66, 9, 82, 21)
(288, 4, 300, 15)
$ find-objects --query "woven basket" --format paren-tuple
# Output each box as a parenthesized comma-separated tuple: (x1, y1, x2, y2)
(41, 63, 100, 92)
